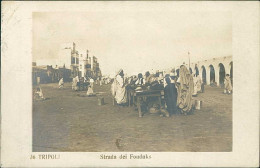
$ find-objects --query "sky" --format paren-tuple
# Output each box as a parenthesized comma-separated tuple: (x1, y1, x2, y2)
(33, 12, 231, 76)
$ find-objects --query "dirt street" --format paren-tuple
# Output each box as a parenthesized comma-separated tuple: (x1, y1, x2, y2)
(33, 83, 232, 152)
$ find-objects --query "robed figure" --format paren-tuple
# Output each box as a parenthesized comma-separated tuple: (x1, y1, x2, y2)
(164, 77, 178, 115)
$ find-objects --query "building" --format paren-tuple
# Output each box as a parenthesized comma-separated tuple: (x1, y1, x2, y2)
(90, 56, 102, 80)
(173, 56, 232, 87)
(85, 51, 92, 78)
(36, 59, 58, 68)
(58, 42, 79, 78)
(70, 42, 79, 77)
(78, 49, 89, 78)
(32, 64, 71, 85)
(56, 42, 102, 79)
(78, 50, 102, 79)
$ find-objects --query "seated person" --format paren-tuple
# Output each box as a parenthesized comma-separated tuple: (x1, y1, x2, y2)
(35, 87, 45, 100)
(132, 75, 138, 84)
(135, 73, 145, 86)
(157, 73, 164, 84)
(86, 85, 95, 96)
(145, 71, 158, 85)
(144, 71, 152, 84)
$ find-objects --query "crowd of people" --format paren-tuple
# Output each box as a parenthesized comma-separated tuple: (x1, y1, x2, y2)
(34, 65, 233, 113)
(111, 64, 233, 116)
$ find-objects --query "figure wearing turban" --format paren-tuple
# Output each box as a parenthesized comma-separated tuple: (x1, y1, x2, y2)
(111, 69, 127, 104)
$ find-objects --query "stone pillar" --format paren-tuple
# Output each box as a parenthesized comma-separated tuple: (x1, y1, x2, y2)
(215, 65, 220, 86)
(200, 67, 203, 83)
(206, 66, 211, 85)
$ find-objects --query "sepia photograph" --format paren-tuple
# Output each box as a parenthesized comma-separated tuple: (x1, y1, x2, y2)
(32, 11, 232, 152)
(1, 1, 259, 167)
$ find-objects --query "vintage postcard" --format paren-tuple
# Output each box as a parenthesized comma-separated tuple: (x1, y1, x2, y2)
(1, 1, 259, 167)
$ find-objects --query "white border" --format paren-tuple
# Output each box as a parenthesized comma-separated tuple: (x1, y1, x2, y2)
(1, 1, 259, 167)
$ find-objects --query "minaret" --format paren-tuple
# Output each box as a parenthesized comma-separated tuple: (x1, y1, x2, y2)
(73, 42, 76, 53)
(91, 55, 94, 71)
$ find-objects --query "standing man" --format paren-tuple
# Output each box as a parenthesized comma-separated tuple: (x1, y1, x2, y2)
(193, 74, 198, 96)
(176, 65, 194, 115)
(58, 77, 64, 89)
(72, 77, 77, 91)
(224, 74, 232, 94)
(89, 77, 94, 90)
(113, 69, 127, 105)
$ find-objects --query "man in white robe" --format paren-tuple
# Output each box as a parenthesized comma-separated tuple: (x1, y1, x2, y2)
(196, 75, 202, 93)
(113, 69, 127, 105)
(193, 74, 198, 96)
(72, 76, 79, 91)
(89, 77, 94, 89)
(59, 78, 64, 89)
(35, 87, 45, 100)
(224, 74, 232, 94)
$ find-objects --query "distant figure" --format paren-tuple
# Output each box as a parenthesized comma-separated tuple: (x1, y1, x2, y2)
(132, 75, 138, 84)
(89, 77, 94, 89)
(144, 71, 152, 84)
(155, 70, 160, 77)
(163, 74, 170, 87)
(35, 87, 45, 100)
(224, 74, 232, 94)
(107, 78, 111, 84)
(201, 81, 205, 93)
(135, 73, 145, 86)
(164, 77, 178, 115)
(100, 78, 103, 86)
(158, 73, 164, 84)
(210, 80, 217, 87)
(72, 77, 78, 91)
(192, 74, 198, 96)
(58, 78, 64, 89)
(76, 76, 81, 90)
(86, 85, 94, 96)
(196, 75, 202, 93)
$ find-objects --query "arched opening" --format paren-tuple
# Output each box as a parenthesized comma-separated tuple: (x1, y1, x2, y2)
(219, 63, 226, 88)
(209, 65, 215, 84)
(230, 62, 233, 85)
(176, 69, 180, 77)
(189, 68, 192, 74)
(201, 66, 206, 84)
(195, 66, 199, 76)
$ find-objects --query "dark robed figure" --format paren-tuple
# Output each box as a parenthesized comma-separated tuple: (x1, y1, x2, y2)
(164, 77, 177, 115)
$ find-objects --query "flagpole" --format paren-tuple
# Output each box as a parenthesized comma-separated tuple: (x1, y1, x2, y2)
(188, 52, 190, 69)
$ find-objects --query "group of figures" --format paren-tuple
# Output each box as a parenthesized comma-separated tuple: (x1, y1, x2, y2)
(58, 75, 113, 96)
(57, 76, 94, 96)
(111, 64, 233, 116)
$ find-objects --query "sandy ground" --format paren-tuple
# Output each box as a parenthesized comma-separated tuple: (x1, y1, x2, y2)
(33, 83, 232, 152)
